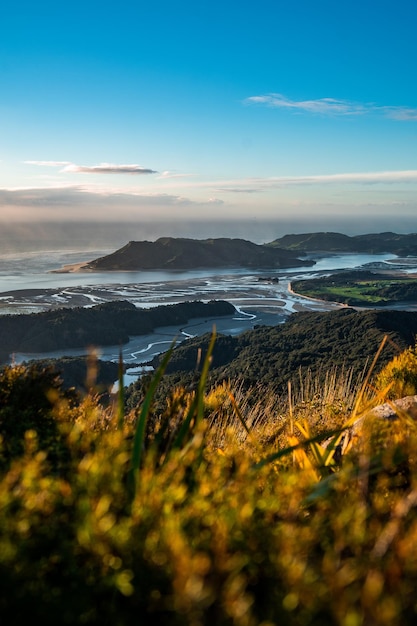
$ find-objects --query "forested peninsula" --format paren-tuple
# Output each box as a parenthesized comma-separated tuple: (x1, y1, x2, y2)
(0, 299, 235, 363)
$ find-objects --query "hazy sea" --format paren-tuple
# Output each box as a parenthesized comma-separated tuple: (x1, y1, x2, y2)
(0, 219, 416, 293)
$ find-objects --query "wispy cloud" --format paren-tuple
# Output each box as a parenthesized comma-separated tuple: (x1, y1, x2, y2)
(62, 163, 158, 174)
(206, 198, 224, 205)
(245, 94, 367, 116)
(7, 170, 417, 208)
(25, 161, 158, 174)
(202, 170, 417, 194)
(382, 107, 417, 121)
(158, 171, 196, 179)
(1, 175, 415, 224)
(244, 93, 417, 120)
(267, 170, 417, 185)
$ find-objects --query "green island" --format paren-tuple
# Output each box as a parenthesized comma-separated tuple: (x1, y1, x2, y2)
(291, 270, 417, 306)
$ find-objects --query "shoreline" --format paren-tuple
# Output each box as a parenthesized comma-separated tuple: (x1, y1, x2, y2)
(288, 281, 349, 308)
(51, 261, 315, 274)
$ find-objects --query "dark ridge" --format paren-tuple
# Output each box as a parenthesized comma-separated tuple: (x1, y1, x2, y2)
(267, 231, 417, 255)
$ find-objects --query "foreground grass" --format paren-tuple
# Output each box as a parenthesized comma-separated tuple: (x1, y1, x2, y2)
(1, 340, 417, 625)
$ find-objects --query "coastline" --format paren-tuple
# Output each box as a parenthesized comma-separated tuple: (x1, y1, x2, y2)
(288, 281, 349, 308)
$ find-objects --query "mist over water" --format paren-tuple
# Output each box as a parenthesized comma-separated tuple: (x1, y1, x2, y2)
(1, 217, 416, 254)
(0, 220, 286, 252)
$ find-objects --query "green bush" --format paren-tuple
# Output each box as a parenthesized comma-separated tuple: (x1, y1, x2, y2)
(0, 363, 75, 473)
(374, 343, 417, 399)
(1, 341, 417, 625)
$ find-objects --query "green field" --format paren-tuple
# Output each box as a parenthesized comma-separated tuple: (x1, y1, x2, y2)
(292, 272, 417, 306)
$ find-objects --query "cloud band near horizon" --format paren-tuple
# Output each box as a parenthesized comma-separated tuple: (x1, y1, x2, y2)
(10, 169, 417, 196)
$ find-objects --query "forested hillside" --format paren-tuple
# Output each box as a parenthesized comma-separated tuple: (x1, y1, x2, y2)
(140, 308, 417, 400)
(268, 231, 417, 254)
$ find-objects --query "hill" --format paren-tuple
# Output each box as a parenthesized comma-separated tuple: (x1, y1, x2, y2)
(78, 237, 313, 271)
(267, 231, 417, 254)
(143, 308, 417, 396)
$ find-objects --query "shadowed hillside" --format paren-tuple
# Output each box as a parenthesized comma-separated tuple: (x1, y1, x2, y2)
(146, 308, 417, 396)
(80, 237, 313, 271)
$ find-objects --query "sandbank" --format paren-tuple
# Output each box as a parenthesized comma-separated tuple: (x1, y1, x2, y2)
(51, 261, 93, 273)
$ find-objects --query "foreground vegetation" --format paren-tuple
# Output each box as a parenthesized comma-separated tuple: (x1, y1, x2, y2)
(1, 333, 417, 625)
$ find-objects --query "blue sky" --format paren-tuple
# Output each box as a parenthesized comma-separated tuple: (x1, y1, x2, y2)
(1, 0, 417, 237)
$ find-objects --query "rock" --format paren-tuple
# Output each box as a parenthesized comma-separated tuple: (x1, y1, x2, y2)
(323, 395, 417, 461)
(353, 395, 417, 433)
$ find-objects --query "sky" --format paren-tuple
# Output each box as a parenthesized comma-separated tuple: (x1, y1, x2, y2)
(1, 0, 417, 242)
